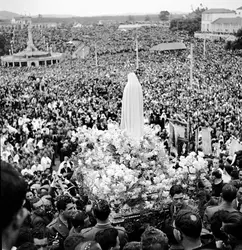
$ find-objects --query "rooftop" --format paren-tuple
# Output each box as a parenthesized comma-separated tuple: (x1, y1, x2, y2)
(118, 23, 156, 30)
(150, 42, 186, 51)
(212, 17, 242, 25)
(203, 8, 235, 14)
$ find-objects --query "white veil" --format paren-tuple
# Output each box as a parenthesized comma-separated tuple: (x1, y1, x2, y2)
(121, 72, 144, 140)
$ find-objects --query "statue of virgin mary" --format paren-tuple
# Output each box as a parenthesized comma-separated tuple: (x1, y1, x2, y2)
(121, 72, 144, 140)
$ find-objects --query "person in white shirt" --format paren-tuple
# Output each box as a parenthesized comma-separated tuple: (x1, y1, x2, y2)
(41, 152, 52, 170)
(31, 160, 45, 174)
(21, 164, 34, 176)
(211, 157, 231, 184)
(58, 156, 73, 175)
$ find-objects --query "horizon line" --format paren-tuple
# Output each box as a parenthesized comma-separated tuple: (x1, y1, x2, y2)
(0, 10, 190, 18)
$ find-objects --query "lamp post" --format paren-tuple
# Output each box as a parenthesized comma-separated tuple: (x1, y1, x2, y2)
(186, 104, 190, 153)
(190, 43, 193, 86)
(95, 42, 98, 67)
(136, 34, 139, 69)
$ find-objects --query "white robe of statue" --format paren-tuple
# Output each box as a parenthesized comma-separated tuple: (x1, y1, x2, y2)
(121, 72, 144, 140)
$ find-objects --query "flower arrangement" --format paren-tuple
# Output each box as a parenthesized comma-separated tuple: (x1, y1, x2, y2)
(73, 124, 209, 213)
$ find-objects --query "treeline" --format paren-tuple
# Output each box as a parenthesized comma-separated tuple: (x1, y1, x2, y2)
(225, 29, 242, 50)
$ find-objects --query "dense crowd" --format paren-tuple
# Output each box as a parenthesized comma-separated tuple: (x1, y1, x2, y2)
(1, 24, 242, 250)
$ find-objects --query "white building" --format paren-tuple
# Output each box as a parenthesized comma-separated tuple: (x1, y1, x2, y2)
(236, 6, 242, 16)
(211, 17, 242, 33)
(201, 7, 242, 33)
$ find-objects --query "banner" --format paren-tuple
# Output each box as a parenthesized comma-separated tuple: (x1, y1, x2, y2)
(177, 137, 188, 156)
(201, 127, 212, 155)
(169, 122, 176, 147)
(169, 119, 187, 147)
(229, 139, 242, 156)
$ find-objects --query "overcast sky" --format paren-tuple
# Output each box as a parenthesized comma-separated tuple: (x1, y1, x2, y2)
(1, 0, 241, 16)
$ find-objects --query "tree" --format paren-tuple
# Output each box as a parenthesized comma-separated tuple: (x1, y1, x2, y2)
(169, 5, 207, 34)
(236, 28, 242, 38)
(127, 15, 135, 23)
(0, 34, 10, 57)
(189, 4, 208, 19)
(170, 18, 200, 34)
(145, 15, 151, 22)
(159, 11, 170, 21)
(225, 41, 232, 50)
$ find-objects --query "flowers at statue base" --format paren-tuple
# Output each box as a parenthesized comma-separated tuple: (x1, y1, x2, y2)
(73, 124, 209, 212)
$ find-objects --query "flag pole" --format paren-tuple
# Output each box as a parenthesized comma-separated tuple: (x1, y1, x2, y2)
(11, 41, 13, 55)
(203, 38, 206, 58)
(190, 43, 193, 86)
(136, 35, 139, 69)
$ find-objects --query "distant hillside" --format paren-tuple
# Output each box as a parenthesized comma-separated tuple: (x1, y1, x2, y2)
(72, 14, 159, 24)
(32, 14, 78, 18)
(0, 10, 187, 24)
(0, 11, 20, 19)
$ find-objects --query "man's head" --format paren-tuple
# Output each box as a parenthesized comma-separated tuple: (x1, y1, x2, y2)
(56, 195, 77, 220)
(31, 197, 46, 216)
(222, 211, 242, 241)
(169, 185, 184, 208)
(210, 210, 230, 241)
(75, 241, 102, 250)
(173, 210, 202, 245)
(71, 211, 85, 231)
(123, 242, 141, 250)
(141, 226, 168, 250)
(221, 184, 237, 203)
(211, 170, 222, 182)
(26, 190, 34, 201)
(95, 228, 120, 250)
(92, 199, 111, 221)
(1, 160, 28, 250)
(213, 157, 220, 169)
(32, 227, 49, 250)
(239, 169, 242, 181)
(236, 184, 242, 204)
(64, 233, 85, 250)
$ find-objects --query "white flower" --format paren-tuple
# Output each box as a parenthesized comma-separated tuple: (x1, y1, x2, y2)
(162, 191, 170, 198)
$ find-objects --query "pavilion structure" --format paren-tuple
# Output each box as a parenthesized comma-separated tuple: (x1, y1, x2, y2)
(1, 22, 62, 67)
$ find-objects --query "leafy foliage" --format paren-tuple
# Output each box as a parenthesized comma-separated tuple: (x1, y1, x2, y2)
(236, 28, 242, 38)
(159, 11, 170, 21)
(0, 34, 10, 56)
(170, 18, 200, 35)
(170, 4, 207, 35)
(225, 29, 242, 51)
(144, 15, 151, 22)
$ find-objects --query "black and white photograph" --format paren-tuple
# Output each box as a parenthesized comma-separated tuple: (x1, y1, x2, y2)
(1, 0, 242, 250)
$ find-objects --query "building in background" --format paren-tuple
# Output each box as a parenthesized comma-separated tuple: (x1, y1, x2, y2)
(1, 21, 62, 67)
(0, 15, 59, 30)
(201, 7, 242, 33)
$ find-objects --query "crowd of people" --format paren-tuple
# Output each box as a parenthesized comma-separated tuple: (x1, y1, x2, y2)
(2, 160, 242, 250)
(1, 23, 242, 250)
